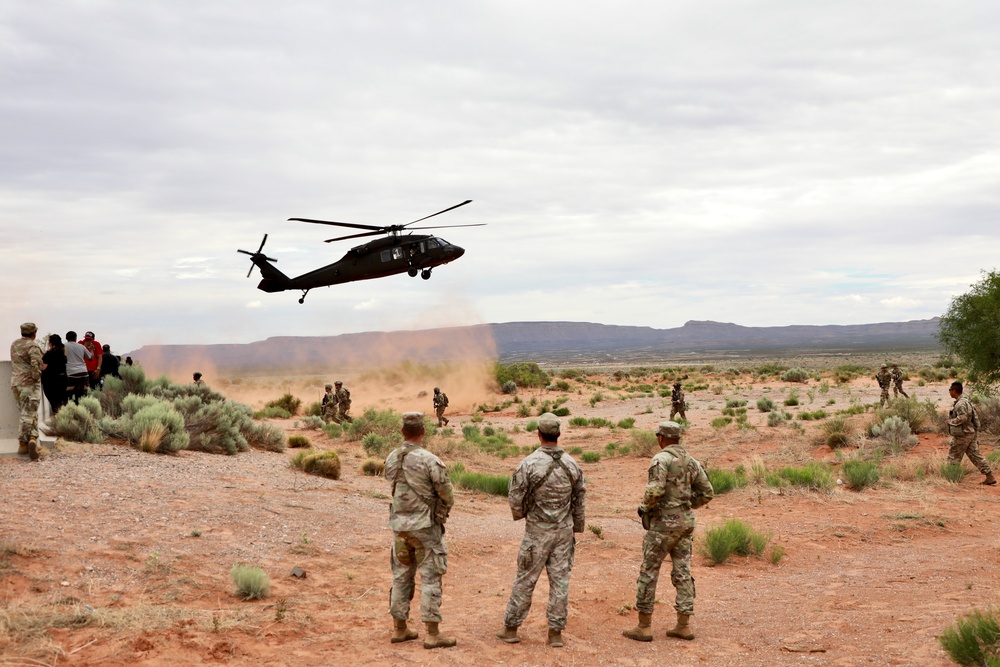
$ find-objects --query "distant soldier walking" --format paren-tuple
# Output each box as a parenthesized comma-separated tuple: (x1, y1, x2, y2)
(890, 363, 908, 399)
(946, 382, 996, 486)
(333, 380, 352, 423)
(384, 412, 457, 649)
(875, 364, 892, 407)
(432, 387, 450, 427)
(497, 413, 586, 648)
(624, 421, 713, 642)
(321, 384, 337, 423)
(669, 382, 686, 420)
(10, 322, 43, 461)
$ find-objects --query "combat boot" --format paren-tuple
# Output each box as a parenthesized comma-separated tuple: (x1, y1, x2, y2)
(548, 628, 564, 648)
(27, 439, 39, 462)
(622, 612, 653, 642)
(17, 441, 28, 455)
(495, 626, 519, 643)
(391, 617, 418, 643)
(665, 612, 694, 640)
(423, 622, 456, 649)
(983, 472, 998, 486)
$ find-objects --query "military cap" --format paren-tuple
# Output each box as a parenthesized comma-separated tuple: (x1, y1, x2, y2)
(434, 387, 440, 392)
(325, 383, 333, 390)
(20, 322, 37, 336)
(673, 381, 682, 387)
(881, 364, 888, 369)
(334, 380, 343, 386)
(402, 411, 425, 428)
(537, 412, 561, 437)
(655, 421, 682, 439)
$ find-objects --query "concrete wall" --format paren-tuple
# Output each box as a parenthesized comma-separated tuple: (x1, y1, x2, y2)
(0, 361, 19, 439)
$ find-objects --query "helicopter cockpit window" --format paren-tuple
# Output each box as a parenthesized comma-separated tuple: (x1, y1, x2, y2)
(426, 238, 439, 249)
(380, 249, 392, 262)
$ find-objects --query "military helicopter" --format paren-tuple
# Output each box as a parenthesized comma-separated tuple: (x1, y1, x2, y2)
(238, 200, 483, 303)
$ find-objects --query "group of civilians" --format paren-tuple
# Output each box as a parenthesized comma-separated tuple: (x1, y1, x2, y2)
(40, 330, 132, 413)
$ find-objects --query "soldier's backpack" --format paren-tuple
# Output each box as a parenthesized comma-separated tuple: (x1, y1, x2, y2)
(440, 393, 449, 408)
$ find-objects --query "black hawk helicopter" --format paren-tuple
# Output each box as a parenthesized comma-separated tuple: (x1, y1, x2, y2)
(238, 200, 483, 304)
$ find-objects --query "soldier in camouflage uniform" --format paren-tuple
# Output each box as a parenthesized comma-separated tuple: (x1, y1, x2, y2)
(497, 413, 586, 648)
(432, 387, 449, 427)
(875, 364, 892, 406)
(321, 384, 337, 423)
(384, 412, 457, 649)
(333, 381, 352, 423)
(890, 363, 908, 399)
(10, 322, 43, 461)
(670, 382, 686, 420)
(946, 382, 996, 486)
(624, 421, 713, 642)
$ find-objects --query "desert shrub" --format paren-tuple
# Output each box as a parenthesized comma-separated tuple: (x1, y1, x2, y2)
(116, 364, 147, 395)
(842, 460, 880, 490)
(501, 380, 518, 395)
(110, 396, 189, 454)
(567, 446, 583, 455)
(797, 410, 827, 421)
(569, 417, 589, 427)
(629, 430, 659, 457)
(874, 398, 939, 433)
(725, 398, 748, 408)
(870, 415, 918, 454)
(243, 420, 286, 452)
(938, 608, 1000, 667)
(554, 380, 571, 391)
(450, 466, 510, 496)
(783, 391, 800, 407)
(516, 403, 531, 417)
(345, 408, 403, 441)
(360, 458, 385, 476)
(290, 449, 342, 479)
(617, 417, 636, 429)
(710, 416, 733, 429)
(494, 362, 548, 389)
(525, 420, 538, 432)
(304, 401, 323, 417)
(558, 369, 584, 379)
(254, 406, 291, 419)
(699, 518, 773, 566)
(767, 411, 787, 427)
(49, 400, 104, 443)
(940, 462, 966, 484)
(971, 395, 1000, 435)
(773, 463, 834, 491)
(589, 391, 605, 407)
(230, 564, 270, 600)
(174, 398, 252, 455)
(756, 397, 776, 412)
(781, 367, 810, 383)
(299, 415, 325, 430)
(322, 423, 343, 439)
(707, 467, 749, 495)
(361, 432, 401, 458)
(988, 450, 1000, 466)
(287, 435, 311, 449)
(552, 406, 570, 417)
(581, 451, 602, 463)
(265, 393, 301, 416)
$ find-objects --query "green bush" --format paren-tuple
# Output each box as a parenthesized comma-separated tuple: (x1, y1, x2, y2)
(725, 398, 748, 408)
(345, 408, 403, 441)
(581, 451, 602, 463)
(940, 462, 966, 484)
(938, 608, 1000, 667)
(495, 362, 549, 389)
(299, 415, 325, 430)
(842, 460, 880, 490)
(360, 458, 385, 476)
(710, 416, 733, 429)
(756, 397, 776, 412)
(450, 467, 510, 496)
(783, 391, 800, 407)
(569, 417, 589, 427)
(243, 420, 286, 452)
(265, 393, 301, 416)
(305, 401, 323, 417)
(290, 449, 342, 479)
(322, 423, 343, 439)
(874, 398, 939, 433)
(767, 411, 787, 427)
(773, 463, 834, 490)
(117, 399, 189, 454)
(870, 415, 918, 454)
(589, 391, 605, 407)
(554, 380, 571, 391)
(707, 467, 749, 495)
(361, 432, 401, 458)
(552, 407, 570, 417)
(781, 367, 810, 383)
(629, 430, 659, 457)
(567, 446, 583, 455)
(699, 518, 772, 566)
(288, 434, 311, 448)
(525, 420, 538, 432)
(230, 564, 270, 600)
(501, 380, 518, 395)
(822, 416, 853, 449)
(254, 406, 291, 419)
(617, 417, 636, 429)
(49, 400, 104, 443)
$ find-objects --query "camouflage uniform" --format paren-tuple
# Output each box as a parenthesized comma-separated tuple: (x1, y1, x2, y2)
(502, 435, 586, 632)
(334, 383, 352, 423)
(384, 439, 454, 623)
(10, 324, 43, 455)
(875, 367, 892, 406)
(635, 443, 713, 616)
(947, 396, 992, 476)
(321, 386, 336, 423)
(433, 388, 449, 427)
(891, 365, 908, 399)
(670, 384, 686, 420)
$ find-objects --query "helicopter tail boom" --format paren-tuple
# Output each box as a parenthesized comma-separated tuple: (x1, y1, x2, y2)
(238, 234, 292, 292)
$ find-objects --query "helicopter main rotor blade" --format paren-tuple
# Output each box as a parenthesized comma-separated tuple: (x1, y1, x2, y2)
(403, 200, 472, 227)
(290, 217, 383, 231)
(324, 230, 386, 243)
(405, 223, 487, 231)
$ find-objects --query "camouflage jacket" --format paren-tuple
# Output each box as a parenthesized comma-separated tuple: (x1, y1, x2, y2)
(433, 392, 448, 409)
(321, 391, 334, 406)
(10, 337, 43, 387)
(948, 396, 976, 435)
(671, 387, 685, 405)
(335, 386, 351, 408)
(891, 368, 904, 384)
(641, 445, 713, 516)
(508, 446, 586, 531)
(875, 370, 892, 388)
(384, 443, 454, 532)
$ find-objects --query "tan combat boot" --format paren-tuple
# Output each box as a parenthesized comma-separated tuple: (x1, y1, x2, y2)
(983, 472, 998, 486)
(548, 628, 564, 648)
(665, 612, 694, 640)
(27, 439, 39, 461)
(423, 622, 456, 649)
(622, 612, 653, 642)
(495, 626, 520, 643)
(391, 617, 418, 643)
(17, 441, 29, 455)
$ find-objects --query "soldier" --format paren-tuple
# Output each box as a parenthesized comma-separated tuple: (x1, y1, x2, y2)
(192, 372, 204, 386)
(669, 381, 686, 420)
(946, 382, 996, 486)
(334, 380, 352, 423)
(384, 412, 457, 649)
(890, 363, 908, 399)
(321, 384, 337, 423)
(624, 421, 713, 643)
(432, 387, 450, 427)
(10, 322, 43, 461)
(497, 413, 586, 648)
(875, 364, 892, 407)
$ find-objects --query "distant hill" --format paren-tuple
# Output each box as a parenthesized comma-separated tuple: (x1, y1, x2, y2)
(128, 318, 941, 375)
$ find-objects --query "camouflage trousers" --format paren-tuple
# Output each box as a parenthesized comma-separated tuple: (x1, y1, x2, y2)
(390, 525, 448, 623)
(435, 406, 448, 426)
(503, 522, 575, 631)
(948, 433, 992, 475)
(335, 406, 352, 423)
(670, 403, 686, 420)
(892, 382, 908, 399)
(322, 403, 337, 424)
(879, 387, 890, 406)
(11, 384, 40, 446)
(635, 513, 696, 615)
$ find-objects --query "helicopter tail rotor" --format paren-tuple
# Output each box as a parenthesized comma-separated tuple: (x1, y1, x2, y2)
(237, 234, 278, 278)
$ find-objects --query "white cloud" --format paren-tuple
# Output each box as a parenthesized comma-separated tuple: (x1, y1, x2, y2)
(354, 299, 378, 311)
(880, 297, 922, 308)
(245, 301, 261, 309)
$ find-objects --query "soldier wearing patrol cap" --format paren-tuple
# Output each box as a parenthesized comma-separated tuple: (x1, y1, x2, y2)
(384, 412, 457, 649)
(497, 412, 586, 648)
(670, 381, 686, 420)
(321, 384, 336, 423)
(875, 364, 892, 407)
(10, 322, 43, 460)
(624, 421, 713, 643)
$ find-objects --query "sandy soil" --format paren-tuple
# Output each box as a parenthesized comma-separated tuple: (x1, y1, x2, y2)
(2, 370, 998, 667)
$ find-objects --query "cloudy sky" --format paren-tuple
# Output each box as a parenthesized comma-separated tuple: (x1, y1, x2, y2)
(3, 1, 998, 355)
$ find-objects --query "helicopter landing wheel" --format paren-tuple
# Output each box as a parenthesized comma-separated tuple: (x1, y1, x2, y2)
(408, 267, 419, 277)
(299, 289, 310, 304)
(421, 269, 432, 280)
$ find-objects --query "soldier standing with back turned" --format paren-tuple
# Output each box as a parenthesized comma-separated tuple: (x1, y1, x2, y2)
(384, 412, 457, 649)
(624, 421, 713, 642)
(10, 323, 43, 461)
(497, 412, 586, 648)
(670, 381, 686, 420)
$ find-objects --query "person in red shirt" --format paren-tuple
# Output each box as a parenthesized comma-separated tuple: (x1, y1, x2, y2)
(82, 331, 103, 390)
